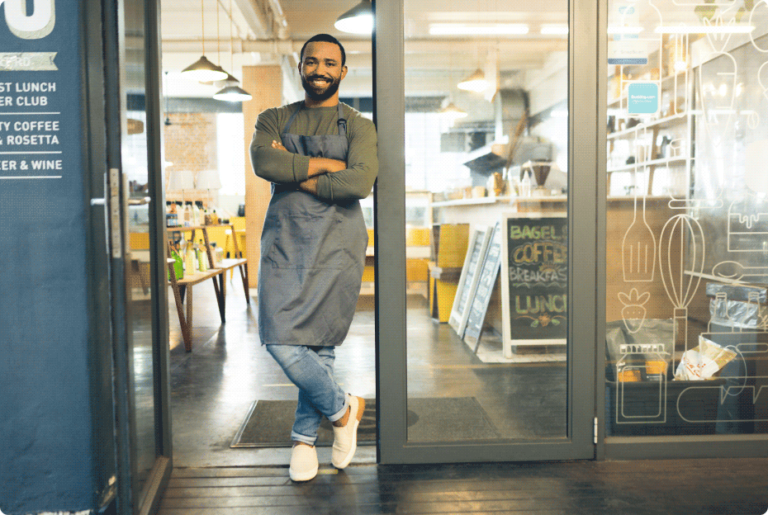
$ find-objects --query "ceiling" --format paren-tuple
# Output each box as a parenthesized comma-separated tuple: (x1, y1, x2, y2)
(160, 0, 570, 99)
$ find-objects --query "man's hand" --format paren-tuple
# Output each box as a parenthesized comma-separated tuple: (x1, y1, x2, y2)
(298, 176, 319, 195)
(271, 140, 287, 151)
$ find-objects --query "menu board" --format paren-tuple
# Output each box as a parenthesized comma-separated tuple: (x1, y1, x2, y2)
(463, 221, 502, 347)
(501, 214, 568, 351)
(449, 226, 491, 337)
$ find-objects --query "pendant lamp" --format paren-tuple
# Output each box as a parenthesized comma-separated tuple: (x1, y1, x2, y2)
(457, 68, 490, 93)
(182, 0, 228, 82)
(214, 0, 252, 101)
(334, 0, 373, 35)
(214, 85, 252, 101)
(440, 102, 468, 120)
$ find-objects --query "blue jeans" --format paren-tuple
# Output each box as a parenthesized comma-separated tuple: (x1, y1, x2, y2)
(265, 344, 349, 446)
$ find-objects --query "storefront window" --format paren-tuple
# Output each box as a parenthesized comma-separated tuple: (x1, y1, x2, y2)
(605, 0, 768, 437)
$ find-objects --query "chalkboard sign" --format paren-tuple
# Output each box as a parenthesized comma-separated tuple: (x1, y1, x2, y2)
(449, 227, 492, 337)
(463, 221, 503, 348)
(500, 214, 568, 355)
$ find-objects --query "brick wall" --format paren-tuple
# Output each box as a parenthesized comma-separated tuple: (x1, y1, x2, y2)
(163, 112, 218, 193)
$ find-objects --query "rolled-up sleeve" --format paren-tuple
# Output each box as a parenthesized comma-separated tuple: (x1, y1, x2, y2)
(315, 117, 378, 202)
(249, 109, 310, 184)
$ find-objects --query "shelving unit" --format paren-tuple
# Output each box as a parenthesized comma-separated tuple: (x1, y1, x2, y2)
(166, 224, 249, 351)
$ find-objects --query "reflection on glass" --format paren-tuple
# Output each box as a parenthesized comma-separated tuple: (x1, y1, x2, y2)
(124, 0, 157, 498)
(605, 0, 768, 437)
(404, 0, 569, 443)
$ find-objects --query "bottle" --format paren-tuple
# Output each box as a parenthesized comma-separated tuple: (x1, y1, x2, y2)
(169, 245, 184, 280)
(192, 202, 201, 226)
(185, 243, 196, 274)
(521, 170, 532, 197)
(196, 241, 207, 272)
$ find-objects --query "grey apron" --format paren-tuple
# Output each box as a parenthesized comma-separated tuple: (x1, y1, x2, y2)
(258, 102, 368, 346)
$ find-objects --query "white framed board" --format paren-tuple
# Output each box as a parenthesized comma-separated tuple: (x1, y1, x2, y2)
(463, 221, 503, 351)
(500, 213, 568, 358)
(448, 226, 492, 337)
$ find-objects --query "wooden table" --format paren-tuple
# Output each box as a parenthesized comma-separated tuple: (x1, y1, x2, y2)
(167, 224, 250, 351)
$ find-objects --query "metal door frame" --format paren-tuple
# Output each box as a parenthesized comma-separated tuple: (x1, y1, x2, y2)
(373, 0, 599, 464)
(100, 0, 173, 511)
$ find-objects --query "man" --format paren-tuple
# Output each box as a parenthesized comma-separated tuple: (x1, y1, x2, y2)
(249, 34, 378, 482)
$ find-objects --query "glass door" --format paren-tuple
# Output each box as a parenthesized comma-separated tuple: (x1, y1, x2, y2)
(374, 0, 598, 463)
(601, 0, 768, 458)
(105, 0, 172, 510)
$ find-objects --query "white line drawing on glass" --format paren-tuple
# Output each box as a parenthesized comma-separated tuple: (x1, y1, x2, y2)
(748, 110, 761, 129)
(623, 137, 657, 281)
(618, 288, 651, 333)
(699, 60, 738, 148)
(727, 198, 768, 253)
(670, 31, 690, 116)
(659, 214, 705, 358)
(759, 61, 768, 101)
(616, 343, 669, 424)
(750, 1, 768, 53)
(712, 261, 768, 282)
(677, 378, 768, 423)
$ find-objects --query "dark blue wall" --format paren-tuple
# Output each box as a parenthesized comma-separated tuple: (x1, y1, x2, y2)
(0, 1, 104, 513)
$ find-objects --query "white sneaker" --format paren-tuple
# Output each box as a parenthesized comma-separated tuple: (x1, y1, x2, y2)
(289, 444, 318, 482)
(331, 395, 365, 469)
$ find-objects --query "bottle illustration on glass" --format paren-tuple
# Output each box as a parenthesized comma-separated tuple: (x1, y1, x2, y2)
(699, 13, 738, 148)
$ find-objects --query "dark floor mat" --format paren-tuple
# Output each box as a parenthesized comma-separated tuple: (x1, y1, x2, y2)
(231, 396, 500, 447)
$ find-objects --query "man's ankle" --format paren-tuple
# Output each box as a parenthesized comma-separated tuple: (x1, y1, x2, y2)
(293, 441, 314, 448)
(333, 406, 351, 428)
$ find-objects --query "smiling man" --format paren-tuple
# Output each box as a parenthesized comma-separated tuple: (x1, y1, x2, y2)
(249, 34, 378, 482)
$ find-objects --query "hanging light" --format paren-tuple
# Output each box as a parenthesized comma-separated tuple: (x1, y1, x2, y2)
(214, 85, 252, 101)
(457, 69, 490, 93)
(215, 0, 252, 102)
(334, 0, 373, 35)
(440, 102, 468, 120)
(182, 0, 228, 82)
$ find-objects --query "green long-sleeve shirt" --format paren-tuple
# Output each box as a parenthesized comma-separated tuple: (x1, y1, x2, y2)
(249, 101, 378, 202)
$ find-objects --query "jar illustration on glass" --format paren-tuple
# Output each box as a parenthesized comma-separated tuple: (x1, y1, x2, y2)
(616, 343, 667, 425)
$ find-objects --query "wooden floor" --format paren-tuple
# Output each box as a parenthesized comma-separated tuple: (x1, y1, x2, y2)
(158, 458, 768, 514)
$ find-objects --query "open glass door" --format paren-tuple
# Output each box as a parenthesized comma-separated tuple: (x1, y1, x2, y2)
(374, 0, 598, 463)
(105, 0, 172, 510)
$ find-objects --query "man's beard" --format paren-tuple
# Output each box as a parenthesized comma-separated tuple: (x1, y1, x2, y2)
(301, 74, 341, 102)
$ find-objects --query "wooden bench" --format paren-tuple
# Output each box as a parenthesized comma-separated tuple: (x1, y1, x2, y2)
(166, 224, 250, 351)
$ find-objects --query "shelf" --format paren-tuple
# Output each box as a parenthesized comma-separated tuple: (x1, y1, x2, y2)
(516, 195, 568, 202)
(431, 196, 513, 207)
(607, 156, 689, 173)
(607, 69, 690, 108)
(607, 112, 691, 140)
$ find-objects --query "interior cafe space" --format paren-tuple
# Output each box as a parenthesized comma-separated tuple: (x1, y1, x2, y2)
(2, 0, 768, 513)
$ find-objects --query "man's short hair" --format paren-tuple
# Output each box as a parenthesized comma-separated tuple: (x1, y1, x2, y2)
(300, 34, 346, 67)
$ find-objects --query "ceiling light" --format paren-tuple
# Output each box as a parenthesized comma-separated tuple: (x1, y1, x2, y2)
(541, 25, 568, 35)
(655, 25, 754, 34)
(439, 102, 468, 120)
(182, 56, 228, 82)
(429, 24, 529, 36)
(335, 0, 373, 35)
(213, 85, 252, 102)
(181, 0, 228, 82)
(457, 69, 490, 93)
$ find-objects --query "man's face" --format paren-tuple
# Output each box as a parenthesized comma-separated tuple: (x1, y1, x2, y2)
(299, 41, 348, 102)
